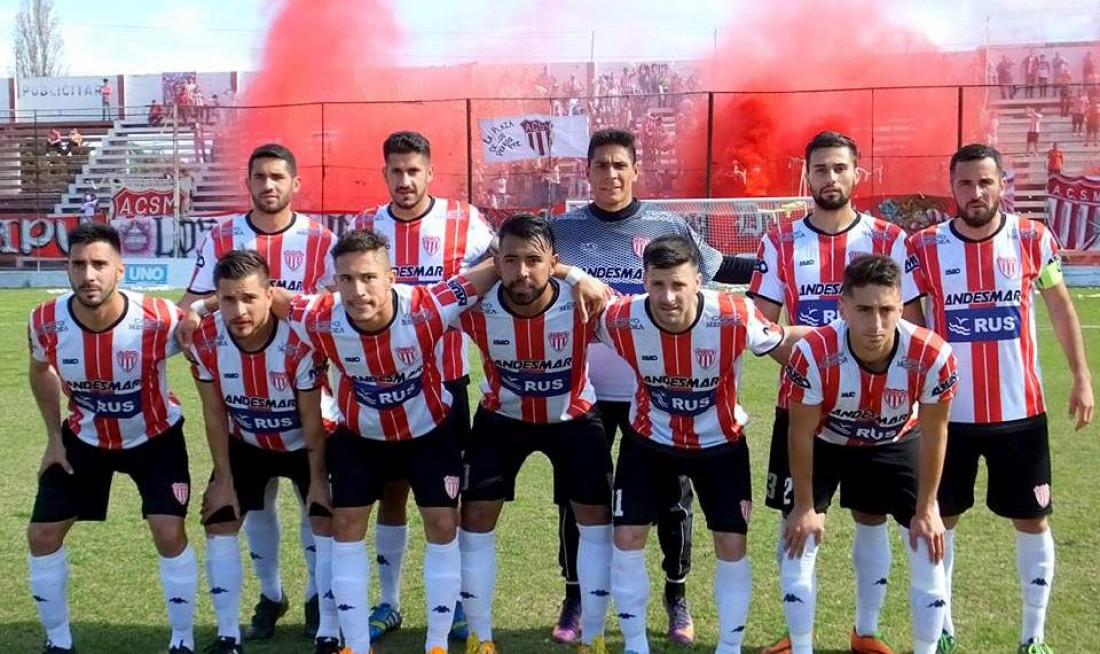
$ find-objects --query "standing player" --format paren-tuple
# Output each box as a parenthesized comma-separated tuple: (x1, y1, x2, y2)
(596, 234, 806, 654)
(551, 127, 755, 645)
(909, 144, 1093, 654)
(181, 143, 337, 640)
(188, 250, 341, 654)
(353, 131, 495, 642)
(27, 223, 197, 654)
(752, 131, 924, 654)
(780, 255, 957, 654)
(457, 214, 614, 654)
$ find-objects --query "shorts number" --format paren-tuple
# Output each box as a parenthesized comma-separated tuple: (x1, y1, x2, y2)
(612, 489, 623, 518)
(766, 473, 793, 505)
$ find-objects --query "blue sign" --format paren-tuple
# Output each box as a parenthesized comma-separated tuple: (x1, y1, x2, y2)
(125, 263, 169, 284)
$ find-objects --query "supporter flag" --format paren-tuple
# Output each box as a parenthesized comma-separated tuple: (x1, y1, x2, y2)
(1047, 173, 1100, 251)
(478, 114, 589, 162)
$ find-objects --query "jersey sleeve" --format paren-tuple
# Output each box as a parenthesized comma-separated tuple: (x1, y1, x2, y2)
(1035, 225, 1064, 290)
(26, 309, 47, 363)
(286, 294, 324, 343)
(187, 316, 218, 381)
(781, 341, 823, 406)
(920, 342, 959, 404)
(318, 227, 337, 290)
(905, 233, 931, 297)
(895, 234, 922, 303)
(188, 345, 215, 382)
(163, 300, 185, 358)
(186, 231, 218, 295)
(461, 205, 496, 271)
(292, 336, 326, 391)
(747, 231, 784, 305)
(743, 297, 784, 356)
(426, 276, 480, 329)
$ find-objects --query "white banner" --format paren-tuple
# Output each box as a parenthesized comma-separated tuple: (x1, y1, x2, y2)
(14, 75, 115, 122)
(478, 114, 589, 162)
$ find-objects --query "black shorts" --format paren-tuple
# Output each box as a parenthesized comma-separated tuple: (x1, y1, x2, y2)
(327, 418, 462, 509)
(32, 420, 190, 523)
(445, 376, 471, 447)
(463, 408, 612, 506)
(765, 407, 794, 512)
(939, 415, 1052, 519)
(225, 438, 311, 517)
(806, 437, 920, 526)
(551, 400, 622, 505)
(613, 433, 752, 534)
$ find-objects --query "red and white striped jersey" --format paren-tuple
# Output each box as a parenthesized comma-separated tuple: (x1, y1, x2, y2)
(781, 319, 958, 446)
(27, 290, 184, 450)
(287, 276, 479, 441)
(189, 314, 332, 451)
(595, 291, 783, 450)
(188, 212, 336, 295)
(354, 198, 494, 382)
(908, 213, 1061, 424)
(748, 213, 920, 409)
(460, 279, 597, 423)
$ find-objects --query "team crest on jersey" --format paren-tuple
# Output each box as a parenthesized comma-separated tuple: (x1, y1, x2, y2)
(1033, 483, 1051, 508)
(549, 331, 570, 352)
(422, 236, 441, 256)
(695, 348, 717, 369)
(284, 250, 305, 272)
(269, 371, 289, 392)
(997, 256, 1019, 279)
(883, 388, 908, 410)
(740, 500, 753, 524)
(632, 237, 650, 259)
(116, 350, 139, 372)
(396, 346, 420, 365)
(172, 483, 190, 505)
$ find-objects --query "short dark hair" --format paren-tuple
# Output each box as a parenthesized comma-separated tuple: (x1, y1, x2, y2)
(383, 131, 431, 161)
(950, 143, 1005, 177)
(497, 212, 555, 252)
(842, 254, 901, 295)
(331, 228, 390, 264)
(643, 234, 699, 271)
(213, 249, 270, 287)
(68, 222, 120, 255)
(805, 130, 859, 164)
(248, 143, 298, 176)
(587, 128, 636, 165)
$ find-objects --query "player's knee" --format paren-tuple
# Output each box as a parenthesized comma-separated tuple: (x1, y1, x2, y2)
(713, 531, 747, 561)
(942, 514, 961, 530)
(332, 511, 369, 542)
(149, 518, 188, 556)
(203, 519, 241, 537)
(378, 483, 411, 524)
(27, 523, 65, 556)
(1013, 516, 1048, 534)
(850, 510, 887, 526)
(460, 501, 500, 532)
(309, 516, 333, 538)
(422, 508, 459, 544)
(613, 526, 647, 551)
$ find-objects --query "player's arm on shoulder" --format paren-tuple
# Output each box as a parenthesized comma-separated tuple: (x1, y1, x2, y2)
(765, 323, 813, 365)
(457, 256, 500, 298)
(552, 262, 609, 323)
(1038, 269, 1094, 430)
(28, 353, 70, 476)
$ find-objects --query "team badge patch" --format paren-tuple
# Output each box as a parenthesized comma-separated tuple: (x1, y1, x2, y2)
(883, 388, 908, 410)
(422, 236, 441, 256)
(396, 346, 419, 366)
(548, 331, 570, 352)
(997, 256, 1019, 279)
(284, 250, 305, 272)
(444, 475, 460, 499)
(172, 483, 190, 505)
(632, 237, 650, 259)
(740, 500, 753, 524)
(116, 350, 139, 373)
(269, 371, 289, 392)
(695, 348, 717, 369)
(1033, 483, 1051, 509)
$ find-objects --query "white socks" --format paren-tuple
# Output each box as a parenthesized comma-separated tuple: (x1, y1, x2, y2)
(29, 547, 71, 649)
(375, 522, 409, 609)
(159, 544, 197, 651)
(312, 535, 340, 640)
(715, 557, 752, 654)
(459, 528, 496, 641)
(424, 537, 462, 651)
(611, 545, 650, 654)
(900, 526, 947, 654)
(332, 539, 371, 653)
(941, 528, 956, 637)
(852, 522, 891, 636)
(205, 535, 242, 639)
(243, 482, 283, 601)
(1017, 529, 1055, 644)
(578, 524, 613, 645)
(300, 509, 317, 601)
(779, 537, 818, 654)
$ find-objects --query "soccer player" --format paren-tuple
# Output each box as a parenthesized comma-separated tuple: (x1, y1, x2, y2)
(353, 131, 495, 642)
(27, 223, 196, 654)
(551, 127, 755, 645)
(457, 213, 614, 654)
(908, 144, 1093, 654)
(780, 254, 957, 654)
(188, 250, 341, 654)
(595, 234, 806, 654)
(181, 143, 337, 640)
(752, 131, 924, 654)
(283, 229, 603, 654)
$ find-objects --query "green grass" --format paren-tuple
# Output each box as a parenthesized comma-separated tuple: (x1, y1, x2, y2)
(0, 288, 1097, 653)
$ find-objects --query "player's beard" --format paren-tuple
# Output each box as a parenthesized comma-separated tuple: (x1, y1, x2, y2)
(391, 184, 424, 210)
(73, 280, 117, 309)
(812, 185, 851, 211)
(958, 196, 1001, 229)
(503, 279, 548, 307)
(252, 190, 290, 216)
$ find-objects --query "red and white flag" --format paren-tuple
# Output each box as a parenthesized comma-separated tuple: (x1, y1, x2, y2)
(1047, 173, 1100, 250)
